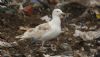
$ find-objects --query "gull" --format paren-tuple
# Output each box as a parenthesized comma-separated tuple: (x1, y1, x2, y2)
(16, 9, 65, 48)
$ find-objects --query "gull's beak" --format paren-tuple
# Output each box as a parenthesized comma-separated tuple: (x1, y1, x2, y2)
(61, 12, 66, 16)
(60, 12, 66, 19)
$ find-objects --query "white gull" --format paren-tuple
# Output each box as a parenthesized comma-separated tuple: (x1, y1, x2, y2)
(16, 9, 65, 47)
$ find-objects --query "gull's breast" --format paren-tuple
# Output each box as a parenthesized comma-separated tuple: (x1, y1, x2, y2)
(40, 26, 61, 41)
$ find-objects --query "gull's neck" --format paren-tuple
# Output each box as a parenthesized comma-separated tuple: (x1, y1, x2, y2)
(49, 15, 61, 26)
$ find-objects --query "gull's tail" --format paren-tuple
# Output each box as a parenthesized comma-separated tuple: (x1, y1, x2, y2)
(16, 35, 23, 38)
(15, 35, 25, 41)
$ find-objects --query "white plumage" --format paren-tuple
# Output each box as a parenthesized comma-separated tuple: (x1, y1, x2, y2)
(16, 9, 64, 47)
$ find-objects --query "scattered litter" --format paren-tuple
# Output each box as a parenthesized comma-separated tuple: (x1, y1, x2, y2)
(0, 41, 12, 48)
(73, 29, 100, 41)
(70, 24, 88, 30)
(40, 15, 51, 22)
(44, 54, 73, 57)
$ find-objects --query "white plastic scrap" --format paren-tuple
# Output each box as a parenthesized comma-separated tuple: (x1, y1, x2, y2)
(73, 29, 100, 41)
(40, 15, 51, 22)
(69, 24, 88, 30)
(18, 3, 24, 10)
(44, 54, 61, 57)
(43, 54, 73, 57)
(90, 0, 100, 6)
(0, 41, 12, 47)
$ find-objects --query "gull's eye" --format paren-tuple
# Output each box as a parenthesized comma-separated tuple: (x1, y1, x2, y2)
(57, 11, 59, 12)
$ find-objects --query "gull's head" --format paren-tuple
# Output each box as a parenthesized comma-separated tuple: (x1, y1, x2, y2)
(52, 9, 65, 18)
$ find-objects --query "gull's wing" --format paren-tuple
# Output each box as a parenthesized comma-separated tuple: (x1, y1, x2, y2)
(16, 23, 51, 40)
(40, 15, 51, 22)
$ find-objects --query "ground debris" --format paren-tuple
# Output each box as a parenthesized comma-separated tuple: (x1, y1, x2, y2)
(73, 29, 100, 41)
(0, 41, 12, 48)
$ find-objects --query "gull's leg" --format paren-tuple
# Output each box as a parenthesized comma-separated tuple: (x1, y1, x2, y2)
(40, 41, 46, 51)
(42, 41, 45, 48)
(56, 37, 60, 46)
(50, 37, 60, 51)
